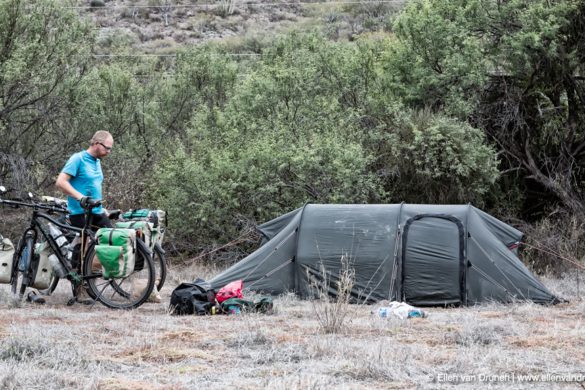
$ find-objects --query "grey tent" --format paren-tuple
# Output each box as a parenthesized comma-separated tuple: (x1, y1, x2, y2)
(210, 204, 558, 306)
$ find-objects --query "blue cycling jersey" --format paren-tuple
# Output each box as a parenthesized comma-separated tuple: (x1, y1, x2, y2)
(61, 151, 104, 215)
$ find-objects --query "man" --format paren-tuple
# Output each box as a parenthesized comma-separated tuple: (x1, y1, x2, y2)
(55, 131, 162, 304)
(56, 130, 114, 229)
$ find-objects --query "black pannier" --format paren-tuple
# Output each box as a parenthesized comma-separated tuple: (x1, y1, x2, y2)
(169, 279, 216, 315)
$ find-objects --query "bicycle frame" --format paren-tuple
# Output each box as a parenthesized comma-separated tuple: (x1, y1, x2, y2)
(3, 198, 96, 287)
(21, 211, 84, 282)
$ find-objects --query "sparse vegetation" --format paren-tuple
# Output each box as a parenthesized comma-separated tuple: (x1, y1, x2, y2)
(0, 269, 583, 388)
(308, 254, 356, 334)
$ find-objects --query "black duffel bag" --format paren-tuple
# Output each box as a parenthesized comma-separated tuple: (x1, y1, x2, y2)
(169, 279, 216, 315)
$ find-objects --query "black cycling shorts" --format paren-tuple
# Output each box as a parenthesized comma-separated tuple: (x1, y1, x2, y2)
(69, 212, 112, 231)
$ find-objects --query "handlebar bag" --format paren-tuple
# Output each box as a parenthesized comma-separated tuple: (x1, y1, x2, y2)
(115, 221, 154, 250)
(95, 228, 136, 279)
(0, 237, 15, 284)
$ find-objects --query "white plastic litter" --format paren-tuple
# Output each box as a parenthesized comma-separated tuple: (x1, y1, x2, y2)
(374, 301, 427, 319)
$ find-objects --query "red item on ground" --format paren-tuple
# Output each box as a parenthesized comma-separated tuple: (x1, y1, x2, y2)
(215, 280, 244, 303)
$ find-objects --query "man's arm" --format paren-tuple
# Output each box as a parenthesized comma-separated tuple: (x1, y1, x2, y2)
(55, 172, 84, 201)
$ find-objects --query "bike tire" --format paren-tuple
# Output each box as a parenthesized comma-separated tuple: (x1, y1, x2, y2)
(153, 243, 167, 291)
(83, 239, 155, 309)
(11, 236, 35, 299)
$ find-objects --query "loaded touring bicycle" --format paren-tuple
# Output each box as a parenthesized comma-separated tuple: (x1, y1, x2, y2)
(0, 187, 160, 309)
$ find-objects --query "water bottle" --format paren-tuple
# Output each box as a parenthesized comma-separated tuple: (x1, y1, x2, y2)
(48, 223, 68, 256)
(378, 307, 390, 318)
(18, 243, 30, 272)
(66, 234, 81, 262)
(408, 309, 426, 318)
(48, 254, 67, 278)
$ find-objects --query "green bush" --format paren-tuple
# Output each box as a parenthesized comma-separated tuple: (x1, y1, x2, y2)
(147, 34, 500, 255)
(150, 128, 381, 253)
(380, 110, 499, 204)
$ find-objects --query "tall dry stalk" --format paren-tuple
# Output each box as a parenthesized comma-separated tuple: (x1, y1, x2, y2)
(218, 0, 236, 17)
(309, 254, 355, 334)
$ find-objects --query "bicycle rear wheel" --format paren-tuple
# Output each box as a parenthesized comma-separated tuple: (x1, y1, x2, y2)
(82, 240, 155, 309)
(153, 243, 167, 291)
(11, 235, 35, 299)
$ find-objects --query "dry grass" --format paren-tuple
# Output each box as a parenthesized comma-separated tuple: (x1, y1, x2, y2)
(309, 255, 356, 334)
(1, 267, 585, 389)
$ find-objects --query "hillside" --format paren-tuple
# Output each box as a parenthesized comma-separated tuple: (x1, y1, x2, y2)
(79, 0, 406, 53)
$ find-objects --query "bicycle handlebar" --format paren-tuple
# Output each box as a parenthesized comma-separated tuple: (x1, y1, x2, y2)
(0, 197, 69, 214)
(80, 196, 102, 210)
(1, 195, 105, 214)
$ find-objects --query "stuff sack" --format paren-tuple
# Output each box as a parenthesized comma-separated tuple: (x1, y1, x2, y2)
(169, 280, 215, 315)
(95, 228, 136, 279)
(215, 279, 243, 303)
(0, 235, 15, 284)
(115, 221, 154, 250)
(122, 209, 150, 220)
(220, 297, 274, 314)
(32, 242, 52, 289)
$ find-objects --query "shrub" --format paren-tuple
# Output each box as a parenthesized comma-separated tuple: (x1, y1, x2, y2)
(90, 0, 106, 7)
(371, 108, 499, 204)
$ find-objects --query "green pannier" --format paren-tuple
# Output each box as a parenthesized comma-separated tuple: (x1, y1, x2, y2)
(122, 209, 166, 246)
(115, 221, 154, 250)
(95, 228, 136, 279)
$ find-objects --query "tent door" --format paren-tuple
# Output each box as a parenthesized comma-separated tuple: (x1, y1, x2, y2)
(401, 214, 465, 306)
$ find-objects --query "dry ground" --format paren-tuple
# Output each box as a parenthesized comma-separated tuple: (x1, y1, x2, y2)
(0, 266, 584, 389)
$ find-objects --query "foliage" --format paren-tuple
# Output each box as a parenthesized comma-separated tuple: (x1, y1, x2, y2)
(386, 0, 489, 117)
(1, 0, 581, 267)
(388, 0, 585, 218)
(374, 109, 499, 204)
(0, 0, 94, 190)
(148, 33, 500, 253)
(518, 213, 585, 276)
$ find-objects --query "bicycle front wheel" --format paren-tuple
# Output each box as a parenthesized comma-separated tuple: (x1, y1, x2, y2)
(11, 235, 35, 299)
(82, 240, 155, 309)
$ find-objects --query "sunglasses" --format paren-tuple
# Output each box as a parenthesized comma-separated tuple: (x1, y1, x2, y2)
(98, 142, 113, 151)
